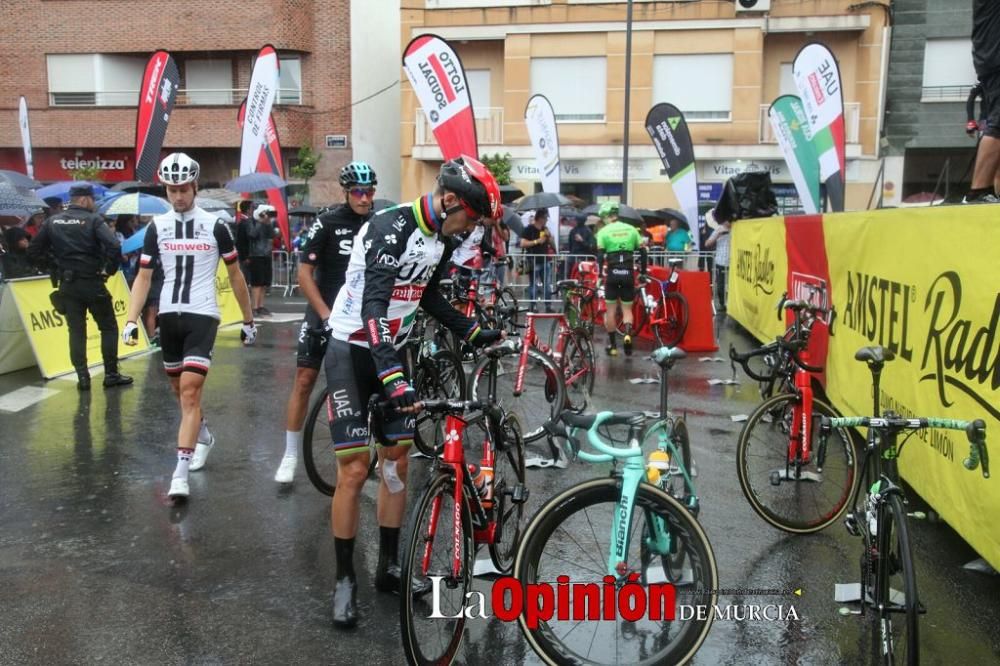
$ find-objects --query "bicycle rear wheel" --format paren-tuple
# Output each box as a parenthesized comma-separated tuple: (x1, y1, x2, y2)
(514, 478, 717, 666)
(400, 472, 474, 666)
(413, 349, 466, 457)
(653, 292, 689, 348)
(874, 493, 919, 665)
(302, 388, 338, 496)
(736, 393, 859, 533)
(488, 412, 527, 574)
(561, 328, 595, 412)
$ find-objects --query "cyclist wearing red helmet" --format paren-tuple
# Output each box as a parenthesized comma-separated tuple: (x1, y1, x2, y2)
(323, 155, 503, 628)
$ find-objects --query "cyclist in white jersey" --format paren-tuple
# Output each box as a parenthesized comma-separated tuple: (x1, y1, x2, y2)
(123, 153, 257, 502)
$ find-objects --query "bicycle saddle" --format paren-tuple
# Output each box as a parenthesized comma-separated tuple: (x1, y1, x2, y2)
(781, 299, 810, 312)
(667, 258, 684, 267)
(855, 345, 895, 366)
(652, 346, 686, 367)
(556, 279, 580, 289)
(560, 411, 646, 429)
(438, 278, 454, 288)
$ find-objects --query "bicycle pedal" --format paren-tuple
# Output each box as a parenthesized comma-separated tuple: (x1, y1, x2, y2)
(844, 515, 861, 537)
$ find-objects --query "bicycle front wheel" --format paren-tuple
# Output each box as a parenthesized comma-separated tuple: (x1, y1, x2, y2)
(874, 492, 919, 665)
(400, 472, 474, 666)
(514, 478, 718, 666)
(413, 349, 466, 457)
(302, 388, 338, 496)
(653, 292, 689, 348)
(468, 347, 565, 443)
(736, 393, 859, 533)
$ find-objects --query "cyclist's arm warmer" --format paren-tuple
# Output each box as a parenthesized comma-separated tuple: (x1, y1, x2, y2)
(419, 243, 480, 342)
(360, 217, 409, 381)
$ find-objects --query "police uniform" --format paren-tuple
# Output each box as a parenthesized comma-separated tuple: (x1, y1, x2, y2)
(27, 185, 132, 390)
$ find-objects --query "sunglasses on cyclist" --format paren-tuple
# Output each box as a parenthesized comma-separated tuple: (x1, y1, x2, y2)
(348, 187, 376, 199)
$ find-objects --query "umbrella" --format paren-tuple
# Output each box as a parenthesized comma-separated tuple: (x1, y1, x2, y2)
(514, 191, 572, 212)
(637, 208, 664, 222)
(289, 204, 319, 216)
(111, 180, 165, 195)
(501, 205, 525, 236)
(615, 204, 643, 224)
(0, 170, 41, 189)
(198, 188, 242, 205)
(99, 192, 172, 216)
(581, 204, 600, 216)
(499, 184, 523, 204)
(372, 198, 398, 213)
(0, 182, 43, 216)
(224, 172, 287, 193)
(35, 181, 109, 203)
(121, 225, 147, 254)
(215, 209, 235, 223)
(656, 207, 690, 230)
(196, 196, 233, 211)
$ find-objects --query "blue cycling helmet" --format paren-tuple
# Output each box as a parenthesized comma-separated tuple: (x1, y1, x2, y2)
(339, 161, 377, 188)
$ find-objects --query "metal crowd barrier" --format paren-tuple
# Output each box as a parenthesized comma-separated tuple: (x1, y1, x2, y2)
(270, 250, 292, 297)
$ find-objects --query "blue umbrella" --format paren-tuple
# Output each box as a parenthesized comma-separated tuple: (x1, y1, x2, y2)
(98, 192, 171, 216)
(224, 172, 287, 193)
(35, 181, 109, 203)
(121, 225, 148, 254)
(0, 170, 41, 189)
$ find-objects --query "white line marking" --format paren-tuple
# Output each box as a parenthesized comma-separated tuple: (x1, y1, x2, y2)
(0, 386, 61, 412)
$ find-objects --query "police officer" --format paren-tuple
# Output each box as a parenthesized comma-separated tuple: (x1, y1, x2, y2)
(28, 184, 133, 390)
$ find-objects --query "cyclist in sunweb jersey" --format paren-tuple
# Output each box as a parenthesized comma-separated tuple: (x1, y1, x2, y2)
(324, 156, 503, 628)
(595, 202, 647, 357)
(123, 153, 257, 502)
(274, 162, 377, 484)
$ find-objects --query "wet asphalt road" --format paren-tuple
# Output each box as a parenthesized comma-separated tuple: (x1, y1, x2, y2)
(1, 300, 998, 665)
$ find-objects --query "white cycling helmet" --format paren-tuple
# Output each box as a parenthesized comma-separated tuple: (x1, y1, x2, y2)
(158, 152, 200, 186)
(254, 204, 277, 221)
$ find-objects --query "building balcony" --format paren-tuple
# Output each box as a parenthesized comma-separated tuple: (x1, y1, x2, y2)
(414, 108, 504, 147)
(758, 102, 860, 145)
(48, 88, 309, 108)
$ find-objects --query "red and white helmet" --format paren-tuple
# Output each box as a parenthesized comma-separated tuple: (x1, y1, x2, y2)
(158, 152, 200, 186)
(437, 155, 502, 220)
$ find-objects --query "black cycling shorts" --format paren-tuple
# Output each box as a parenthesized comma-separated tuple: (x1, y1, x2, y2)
(323, 339, 415, 457)
(296, 306, 329, 370)
(159, 312, 219, 376)
(604, 265, 636, 303)
(983, 71, 1000, 138)
(248, 256, 272, 287)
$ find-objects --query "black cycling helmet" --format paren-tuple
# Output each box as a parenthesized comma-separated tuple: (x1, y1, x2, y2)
(339, 161, 377, 188)
(437, 155, 502, 220)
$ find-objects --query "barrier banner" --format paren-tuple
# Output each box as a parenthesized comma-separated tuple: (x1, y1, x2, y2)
(238, 100, 289, 250)
(728, 217, 788, 342)
(18, 96, 33, 179)
(0, 283, 36, 375)
(524, 94, 561, 250)
(645, 103, 700, 250)
(240, 45, 280, 177)
(793, 43, 846, 212)
(7, 274, 149, 379)
(768, 95, 820, 214)
(403, 34, 478, 160)
(784, 215, 833, 385)
(134, 51, 180, 182)
(215, 262, 244, 326)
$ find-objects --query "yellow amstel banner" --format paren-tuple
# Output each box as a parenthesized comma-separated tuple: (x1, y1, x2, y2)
(8, 273, 150, 379)
(215, 262, 244, 326)
(824, 206, 1000, 571)
(728, 217, 789, 342)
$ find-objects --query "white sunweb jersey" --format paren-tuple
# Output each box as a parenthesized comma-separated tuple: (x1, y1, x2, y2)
(140, 206, 238, 320)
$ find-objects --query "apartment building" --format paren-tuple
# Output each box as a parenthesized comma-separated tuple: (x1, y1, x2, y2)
(400, 0, 891, 213)
(0, 0, 402, 203)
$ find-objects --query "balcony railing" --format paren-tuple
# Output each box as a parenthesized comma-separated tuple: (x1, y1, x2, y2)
(920, 85, 973, 102)
(49, 88, 308, 107)
(758, 102, 860, 144)
(415, 107, 504, 146)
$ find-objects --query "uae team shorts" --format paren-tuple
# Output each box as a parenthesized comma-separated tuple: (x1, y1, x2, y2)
(158, 312, 219, 376)
(604, 265, 636, 303)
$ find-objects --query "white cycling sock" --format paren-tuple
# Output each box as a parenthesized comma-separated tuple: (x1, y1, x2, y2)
(285, 430, 302, 458)
(174, 448, 193, 480)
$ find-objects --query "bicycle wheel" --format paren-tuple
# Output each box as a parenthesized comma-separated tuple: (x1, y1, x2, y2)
(874, 493, 919, 665)
(413, 349, 466, 457)
(400, 472, 474, 666)
(561, 328, 595, 412)
(488, 412, 526, 574)
(615, 299, 647, 336)
(302, 388, 338, 496)
(653, 292, 689, 348)
(468, 347, 565, 443)
(736, 393, 859, 533)
(496, 287, 520, 335)
(514, 478, 718, 666)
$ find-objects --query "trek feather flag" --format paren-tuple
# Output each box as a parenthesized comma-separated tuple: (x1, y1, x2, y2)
(793, 43, 846, 212)
(238, 100, 289, 250)
(134, 50, 180, 182)
(524, 94, 561, 250)
(645, 103, 700, 249)
(402, 34, 478, 160)
(240, 45, 280, 176)
(769, 95, 821, 214)
(18, 97, 33, 179)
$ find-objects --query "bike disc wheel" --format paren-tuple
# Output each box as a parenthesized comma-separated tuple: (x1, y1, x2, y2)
(736, 393, 859, 533)
(413, 349, 467, 457)
(514, 478, 717, 666)
(874, 493, 919, 665)
(400, 472, 474, 666)
(653, 292, 689, 348)
(488, 412, 527, 574)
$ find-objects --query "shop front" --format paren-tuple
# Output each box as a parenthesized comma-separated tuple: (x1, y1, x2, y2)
(0, 148, 134, 183)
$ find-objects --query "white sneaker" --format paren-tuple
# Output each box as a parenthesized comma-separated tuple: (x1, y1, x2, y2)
(189, 433, 215, 471)
(168, 477, 190, 499)
(274, 455, 297, 483)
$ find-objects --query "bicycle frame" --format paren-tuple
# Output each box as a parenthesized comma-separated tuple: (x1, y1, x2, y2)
(639, 262, 681, 324)
(514, 312, 585, 395)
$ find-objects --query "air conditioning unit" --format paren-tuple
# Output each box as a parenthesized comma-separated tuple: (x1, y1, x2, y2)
(735, 0, 771, 12)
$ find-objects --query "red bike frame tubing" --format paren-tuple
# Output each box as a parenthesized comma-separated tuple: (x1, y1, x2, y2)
(789, 355, 815, 465)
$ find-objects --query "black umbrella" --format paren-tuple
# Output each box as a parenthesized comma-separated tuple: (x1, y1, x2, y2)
(0, 170, 41, 189)
(615, 204, 643, 224)
(289, 204, 319, 216)
(372, 199, 398, 213)
(501, 205, 525, 236)
(656, 207, 690, 230)
(111, 180, 165, 195)
(499, 184, 523, 204)
(581, 204, 600, 216)
(514, 191, 572, 212)
(637, 208, 665, 222)
(225, 172, 287, 193)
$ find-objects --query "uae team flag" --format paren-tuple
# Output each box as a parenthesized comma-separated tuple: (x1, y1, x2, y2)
(769, 95, 822, 215)
(645, 103, 700, 250)
(238, 99, 290, 250)
(134, 50, 180, 182)
(402, 34, 478, 159)
(793, 43, 847, 212)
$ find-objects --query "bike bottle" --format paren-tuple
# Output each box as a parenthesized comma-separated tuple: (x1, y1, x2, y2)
(467, 463, 494, 508)
(644, 292, 657, 311)
(646, 450, 671, 485)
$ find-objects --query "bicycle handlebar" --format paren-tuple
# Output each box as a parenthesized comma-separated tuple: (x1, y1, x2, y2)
(546, 411, 646, 464)
(728, 342, 780, 382)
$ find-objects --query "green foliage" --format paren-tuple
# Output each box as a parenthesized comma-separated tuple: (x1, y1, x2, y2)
(480, 152, 512, 185)
(291, 145, 321, 184)
(70, 165, 102, 182)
